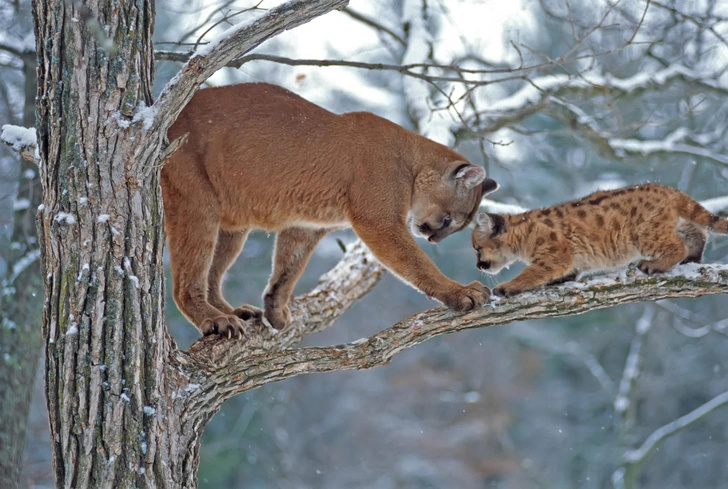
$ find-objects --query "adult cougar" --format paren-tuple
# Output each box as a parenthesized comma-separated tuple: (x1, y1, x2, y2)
(163, 83, 497, 338)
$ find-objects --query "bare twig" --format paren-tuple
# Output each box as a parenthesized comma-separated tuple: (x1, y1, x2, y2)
(614, 307, 654, 430)
(627, 0, 651, 44)
(623, 389, 728, 464)
(340, 7, 405, 46)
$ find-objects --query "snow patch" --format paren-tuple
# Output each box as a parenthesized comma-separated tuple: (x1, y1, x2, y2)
(54, 212, 77, 225)
(701, 196, 728, 214)
(1, 125, 38, 156)
(143, 406, 156, 416)
(132, 103, 158, 132)
(97, 214, 111, 223)
(185, 383, 201, 393)
(66, 323, 78, 335)
(480, 199, 528, 214)
(614, 395, 629, 413)
(120, 393, 131, 403)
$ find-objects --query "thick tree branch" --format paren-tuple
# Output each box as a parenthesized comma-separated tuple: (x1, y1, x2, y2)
(181, 259, 728, 406)
(146, 0, 348, 134)
(130, 0, 349, 179)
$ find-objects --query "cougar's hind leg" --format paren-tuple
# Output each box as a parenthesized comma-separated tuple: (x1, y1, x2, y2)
(167, 201, 250, 339)
(264, 227, 328, 330)
(208, 229, 264, 322)
(637, 231, 689, 275)
(676, 221, 708, 264)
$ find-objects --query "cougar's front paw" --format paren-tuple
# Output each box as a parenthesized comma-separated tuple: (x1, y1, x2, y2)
(443, 281, 491, 312)
(493, 285, 520, 298)
(233, 304, 264, 322)
(264, 294, 292, 330)
(200, 314, 253, 340)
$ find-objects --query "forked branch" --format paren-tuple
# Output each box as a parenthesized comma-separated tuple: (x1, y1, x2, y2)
(180, 241, 728, 403)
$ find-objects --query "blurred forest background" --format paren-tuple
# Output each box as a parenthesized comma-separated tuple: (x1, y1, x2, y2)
(2, 0, 728, 488)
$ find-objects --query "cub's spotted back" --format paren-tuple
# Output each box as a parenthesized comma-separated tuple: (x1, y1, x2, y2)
(472, 184, 728, 297)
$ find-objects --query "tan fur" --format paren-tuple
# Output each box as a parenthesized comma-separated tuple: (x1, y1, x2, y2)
(471, 184, 728, 297)
(162, 82, 498, 337)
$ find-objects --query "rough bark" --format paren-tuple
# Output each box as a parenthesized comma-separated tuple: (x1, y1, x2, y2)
(30, 0, 349, 487)
(0, 51, 42, 489)
(187, 260, 728, 397)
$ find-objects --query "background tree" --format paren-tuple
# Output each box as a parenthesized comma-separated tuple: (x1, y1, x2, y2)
(3, 0, 728, 488)
(0, 0, 43, 486)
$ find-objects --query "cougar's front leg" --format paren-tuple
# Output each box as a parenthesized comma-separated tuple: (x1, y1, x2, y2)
(352, 218, 489, 311)
(494, 249, 574, 297)
(264, 227, 328, 330)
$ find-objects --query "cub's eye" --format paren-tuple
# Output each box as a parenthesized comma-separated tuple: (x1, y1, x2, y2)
(418, 223, 431, 234)
(442, 215, 452, 227)
(475, 247, 482, 258)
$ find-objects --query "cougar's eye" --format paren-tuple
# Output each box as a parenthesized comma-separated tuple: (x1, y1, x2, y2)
(442, 215, 452, 227)
(418, 223, 431, 234)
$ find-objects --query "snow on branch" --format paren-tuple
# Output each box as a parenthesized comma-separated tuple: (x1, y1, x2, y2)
(607, 127, 728, 167)
(182, 236, 728, 401)
(185, 240, 385, 363)
(144, 0, 349, 140)
(481, 64, 726, 116)
(1, 124, 40, 165)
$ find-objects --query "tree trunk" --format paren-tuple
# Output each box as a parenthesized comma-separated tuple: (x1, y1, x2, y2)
(33, 0, 173, 485)
(0, 52, 42, 489)
(32, 0, 351, 487)
(28, 0, 728, 487)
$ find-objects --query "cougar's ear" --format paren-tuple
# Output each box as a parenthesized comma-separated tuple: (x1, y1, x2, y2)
(480, 178, 499, 199)
(476, 212, 506, 238)
(453, 163, 486, 189)
(475, 212, 493, 232)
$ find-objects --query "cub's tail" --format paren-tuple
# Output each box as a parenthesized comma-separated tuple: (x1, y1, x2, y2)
(674, 190, 728, 234)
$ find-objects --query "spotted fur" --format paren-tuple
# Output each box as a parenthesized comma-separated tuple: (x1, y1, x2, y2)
(472, 184, 728, 297)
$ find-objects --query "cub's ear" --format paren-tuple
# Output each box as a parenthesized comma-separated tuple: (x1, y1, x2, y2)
(475, 212, 506, 238)
(475, 212, 493, 232)
(454, 164, 486, 189)
(481, 178, 499, 198)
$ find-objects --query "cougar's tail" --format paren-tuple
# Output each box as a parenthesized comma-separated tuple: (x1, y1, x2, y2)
(674, 189, 728, 234)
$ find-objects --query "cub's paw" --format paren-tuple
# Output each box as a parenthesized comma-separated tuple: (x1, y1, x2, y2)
(233, 305, 264, 322)
(637, 260, 668, 276)
(443, 281, 491, 312)
(493, 285, 521, 298)
(200, 314, 253, 340)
